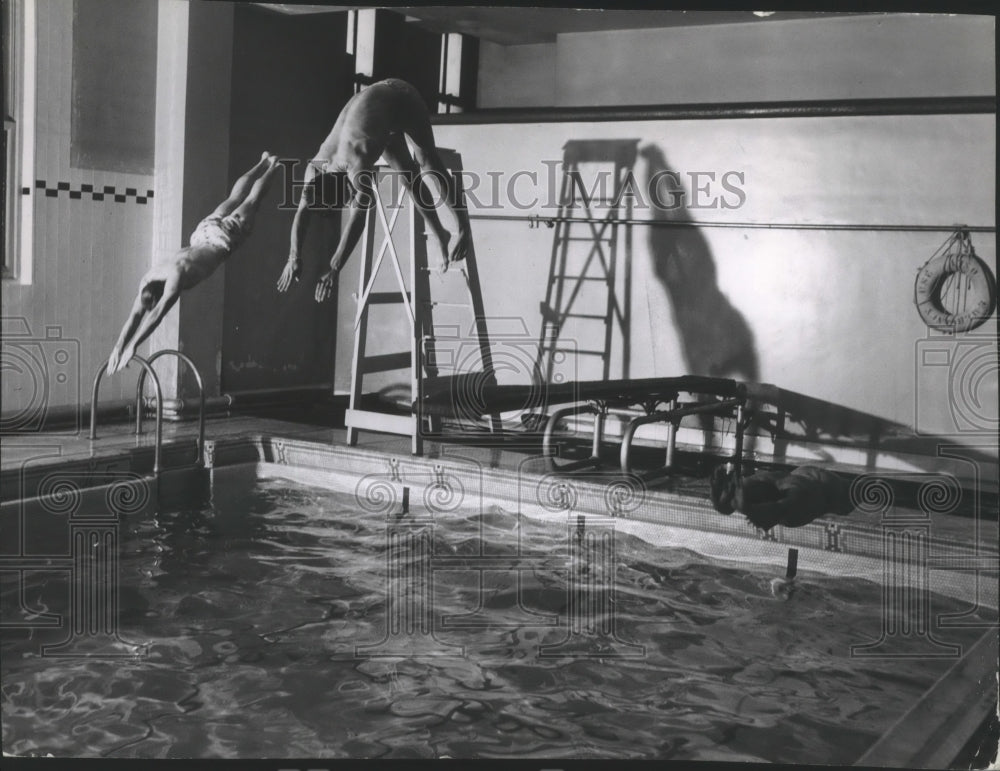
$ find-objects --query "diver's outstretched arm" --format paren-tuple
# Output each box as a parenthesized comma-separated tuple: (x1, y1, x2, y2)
(110, 276, 181, 373)
(107, 292, 146, 374)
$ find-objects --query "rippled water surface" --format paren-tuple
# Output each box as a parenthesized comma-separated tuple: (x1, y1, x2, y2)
(2, 476, 991, 761)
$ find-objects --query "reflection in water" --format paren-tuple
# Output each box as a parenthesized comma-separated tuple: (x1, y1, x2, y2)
(2, 477, 990, 760)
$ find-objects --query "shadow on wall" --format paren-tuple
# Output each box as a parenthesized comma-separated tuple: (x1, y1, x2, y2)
(640, 144, 759, 381)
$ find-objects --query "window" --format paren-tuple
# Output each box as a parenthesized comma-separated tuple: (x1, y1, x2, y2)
(437, 33, 466, 114)
(346, 8, 376, 95)
(344, 9, 478, 110)
(70, 0, 157, 175)
(3, 0, 35, 283)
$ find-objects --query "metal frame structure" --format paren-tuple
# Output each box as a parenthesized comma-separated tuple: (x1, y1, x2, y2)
(542, 394, 750, 477)
(345, 162, 500, 455)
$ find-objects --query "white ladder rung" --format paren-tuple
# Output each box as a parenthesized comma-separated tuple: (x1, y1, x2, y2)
(422, 301, 472, 309)
(345, 409, 413, 435)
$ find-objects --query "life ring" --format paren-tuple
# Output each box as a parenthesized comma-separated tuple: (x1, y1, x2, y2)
(914, 242, 997, 333)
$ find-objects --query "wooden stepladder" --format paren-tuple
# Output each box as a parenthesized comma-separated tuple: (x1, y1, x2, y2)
(345, 155, 499, 454)
(536, 139, 638, 383)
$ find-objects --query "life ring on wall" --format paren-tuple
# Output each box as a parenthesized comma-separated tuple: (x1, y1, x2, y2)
(914, 231, 997, 333)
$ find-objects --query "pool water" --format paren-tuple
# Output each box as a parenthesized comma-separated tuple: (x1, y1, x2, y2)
(1, 475, 992, 761)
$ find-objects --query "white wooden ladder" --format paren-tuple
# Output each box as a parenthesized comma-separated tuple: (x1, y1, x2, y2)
(345, 157, 499, 454)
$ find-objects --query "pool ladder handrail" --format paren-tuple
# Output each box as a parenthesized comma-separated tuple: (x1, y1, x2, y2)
(135, 349, 206, 467)
(90, 355, 164, 475)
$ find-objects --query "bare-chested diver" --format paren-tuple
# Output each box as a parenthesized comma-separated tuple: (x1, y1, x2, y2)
(276, 78, 471, 302)
(106, 152, 280, 374)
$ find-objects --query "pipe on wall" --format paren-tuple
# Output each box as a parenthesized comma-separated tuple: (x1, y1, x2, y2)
(431, 96, 996, 126)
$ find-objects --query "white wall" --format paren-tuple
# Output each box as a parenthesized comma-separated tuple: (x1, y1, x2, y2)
(478, 14, 994, 108)
(441, 12, 997, 463)
(2, 0, 154, 416)
(478, 40, 556, 108)
(378, 111, 995, 446)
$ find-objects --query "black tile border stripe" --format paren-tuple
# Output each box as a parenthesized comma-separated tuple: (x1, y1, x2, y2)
(24, 180, 154, 204)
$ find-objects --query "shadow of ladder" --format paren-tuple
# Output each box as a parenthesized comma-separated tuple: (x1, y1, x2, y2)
(536, 139, 639, 384)
(345, 153, 501, 455)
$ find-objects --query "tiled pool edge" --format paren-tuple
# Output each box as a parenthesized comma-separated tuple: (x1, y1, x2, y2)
(5, 431, 995, 578)
(208, 435, 998, 609)
(0, 438, 199, 502)
(856, 628, 998, 768)
(5, 432, 993, 588)
(240, 436, 996, 541)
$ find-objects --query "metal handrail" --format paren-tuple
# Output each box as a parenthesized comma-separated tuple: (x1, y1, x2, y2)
(620, 397, 743, 475)
(90, 355, 163, 475)
(135, 349, 205, 467)
(540, 395, 747, 478)
(542, 402, 605, 473)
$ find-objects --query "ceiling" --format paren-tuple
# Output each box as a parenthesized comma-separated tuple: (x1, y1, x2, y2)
(255, 5, 872, 46)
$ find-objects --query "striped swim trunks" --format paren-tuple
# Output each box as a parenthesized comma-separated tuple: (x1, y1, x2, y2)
(190, 212, 249, 252)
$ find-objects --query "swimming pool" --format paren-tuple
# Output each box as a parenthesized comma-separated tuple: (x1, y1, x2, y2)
(2, 456, 995, 762)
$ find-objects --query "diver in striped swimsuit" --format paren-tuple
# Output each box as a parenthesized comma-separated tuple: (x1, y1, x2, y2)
(107, 152, 280, 374)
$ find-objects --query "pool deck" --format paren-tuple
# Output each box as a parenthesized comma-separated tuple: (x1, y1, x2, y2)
(3, 406, 997, 558)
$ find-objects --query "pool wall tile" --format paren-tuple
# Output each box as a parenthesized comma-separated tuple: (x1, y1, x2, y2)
(4, 431, 994, 610)
(202, 435, 998, 586)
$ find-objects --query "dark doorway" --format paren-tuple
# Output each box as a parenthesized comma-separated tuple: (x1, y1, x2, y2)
(222, 5, 353, 392)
